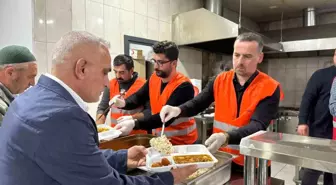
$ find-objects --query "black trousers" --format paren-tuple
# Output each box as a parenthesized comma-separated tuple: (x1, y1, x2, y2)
(301, 168, 336, 185)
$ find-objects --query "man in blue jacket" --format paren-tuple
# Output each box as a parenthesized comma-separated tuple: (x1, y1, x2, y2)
(0, 31, 196, 185)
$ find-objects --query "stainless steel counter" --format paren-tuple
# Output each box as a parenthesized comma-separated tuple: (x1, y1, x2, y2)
(240, 131, 336, 173)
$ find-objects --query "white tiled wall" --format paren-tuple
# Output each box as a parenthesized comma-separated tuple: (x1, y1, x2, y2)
(33, 0, 72, 80)
(267, 57, 333, 107)
(0, 0, 33, 50)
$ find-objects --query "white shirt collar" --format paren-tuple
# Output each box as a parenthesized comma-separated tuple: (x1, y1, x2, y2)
(44, 73, 89, 112)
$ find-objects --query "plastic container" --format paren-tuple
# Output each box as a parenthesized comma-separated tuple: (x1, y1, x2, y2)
(97, 124, 122, 141)
(145, 144, 218, 173)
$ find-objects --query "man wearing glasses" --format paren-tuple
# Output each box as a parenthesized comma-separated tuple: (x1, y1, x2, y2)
(111, 41, 198, 145)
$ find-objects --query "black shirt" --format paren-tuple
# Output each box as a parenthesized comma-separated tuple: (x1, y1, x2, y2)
(299, 65, 336, 139)
(124, 79, 194, 130)
(179, 71, 280, 144)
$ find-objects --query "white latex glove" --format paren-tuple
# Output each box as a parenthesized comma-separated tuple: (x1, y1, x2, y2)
(117, 116, 133, 123)
(110, 95, 126, 108)
(160, 105, 181, 123)
(115, 119, 135, 136)
(205, 133, 228, 153)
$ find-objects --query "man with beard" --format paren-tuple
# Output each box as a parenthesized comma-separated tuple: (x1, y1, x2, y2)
(96, 54, 149, 134)
(0, 45, 37, 126)
(159, 32, 284, 176)
(111, 41, 198, 145)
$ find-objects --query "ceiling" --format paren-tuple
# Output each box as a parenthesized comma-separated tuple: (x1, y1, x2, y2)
(223, 0, 336, 22)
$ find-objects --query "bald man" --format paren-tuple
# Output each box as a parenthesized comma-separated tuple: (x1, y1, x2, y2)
(0, 45, 37, 125)
(0, 31, 196, 185)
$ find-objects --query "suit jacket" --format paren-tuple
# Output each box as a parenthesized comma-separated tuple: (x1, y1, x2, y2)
(0, 75, 173, 185)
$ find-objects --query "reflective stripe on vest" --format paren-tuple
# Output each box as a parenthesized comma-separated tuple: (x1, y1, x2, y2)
(214, 120, 240, 150)
(213, 120, 239, 131)
(170, 117, 193, 126)
(152, 121, 197, 137)
(110, 106, 143, 115)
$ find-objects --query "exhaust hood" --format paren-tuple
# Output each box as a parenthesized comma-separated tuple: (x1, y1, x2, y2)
(261, 7, 336, 55)
(172, 8, 283, 54)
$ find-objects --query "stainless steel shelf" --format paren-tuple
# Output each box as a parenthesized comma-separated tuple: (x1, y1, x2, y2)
(240, 131, 336, 173)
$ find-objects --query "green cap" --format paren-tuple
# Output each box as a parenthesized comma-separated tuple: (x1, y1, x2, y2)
(0, 45, 36, 65)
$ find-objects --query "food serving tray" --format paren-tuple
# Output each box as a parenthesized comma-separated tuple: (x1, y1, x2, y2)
(179, 151, 233, 185)
(145, 144, 218, 173)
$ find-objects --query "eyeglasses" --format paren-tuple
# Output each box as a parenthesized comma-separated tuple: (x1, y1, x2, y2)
(149, 59, 172, 67)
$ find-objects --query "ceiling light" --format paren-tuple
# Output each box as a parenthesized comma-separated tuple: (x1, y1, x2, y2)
(38, 19, 44, 24)
(269, 5, 278, 9)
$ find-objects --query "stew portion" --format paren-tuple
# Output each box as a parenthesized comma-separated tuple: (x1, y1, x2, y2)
(173, 154, 213, 164)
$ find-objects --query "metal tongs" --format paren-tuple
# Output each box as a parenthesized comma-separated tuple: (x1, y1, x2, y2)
(97, 89, 126, 121)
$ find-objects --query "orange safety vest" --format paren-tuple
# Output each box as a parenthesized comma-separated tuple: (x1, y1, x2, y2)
(213, 70, 283, 166)
(149, 72, 198, 145)
(193, 86, 200, 97)
(109, 78, 147, 135)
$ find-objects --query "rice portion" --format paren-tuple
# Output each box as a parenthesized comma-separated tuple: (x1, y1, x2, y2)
(149, 135, 173, 155)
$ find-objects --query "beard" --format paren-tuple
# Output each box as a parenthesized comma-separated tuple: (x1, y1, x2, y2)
(155, 69, 170, 78)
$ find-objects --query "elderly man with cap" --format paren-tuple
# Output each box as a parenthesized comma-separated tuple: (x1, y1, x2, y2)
(0, 45, 37, 125)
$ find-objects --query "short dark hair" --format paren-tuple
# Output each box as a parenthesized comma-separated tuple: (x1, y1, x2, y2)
(152, 41, 179, 61)
(235, 32, 264, 52)
(113, 54, 134, 70)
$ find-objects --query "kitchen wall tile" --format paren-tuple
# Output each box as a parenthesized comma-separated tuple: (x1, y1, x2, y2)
(47, 42, 56, 73)
(119, 10, 135, 37)
(86, 0, 104, 37)
(46, 0, 72, 42)
(104, 0, 120, 8)
(158, 0, 171, 23)
(134, 14, 148, 39)
(268, 59, 279, 69)
(285, 68, 296, 91)
(148, 0, 159, 19)
(104, 5, 120, 53)
(306, 57, 319, 68)
(179, 0, 199, 13)
(91, 0, 103, 4)
(33, 42, 48, 78)
(281, 90, 296, 107)
(147, 17, 159, 41)
(295, 91, 304, 107)
(295, 68, 307, 91)
(186, 0, 202, 11)
(284, 58, 296, 69)
(170, 0, 180, 16)
(121, 0, 134, 12)
(135, 0, 147, 16)
(72, 0, 86, 31)
(295, 58, 307, 69)
(159, 21, 171, 41)
(34, 0, 47, 42)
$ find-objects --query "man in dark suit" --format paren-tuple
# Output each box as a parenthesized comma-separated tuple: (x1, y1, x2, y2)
(0, 31, 196, 185)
